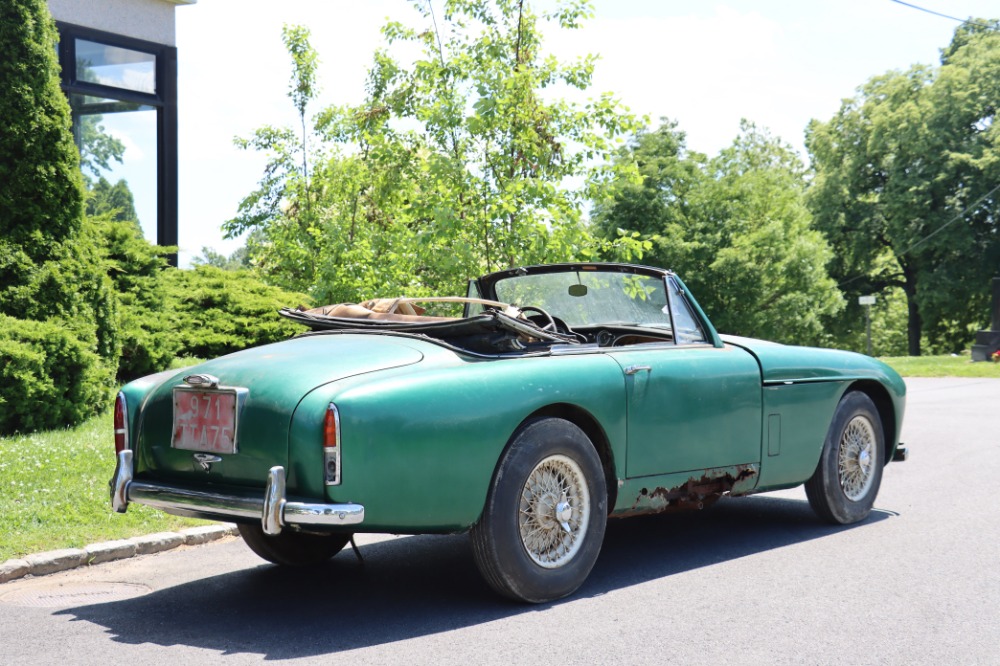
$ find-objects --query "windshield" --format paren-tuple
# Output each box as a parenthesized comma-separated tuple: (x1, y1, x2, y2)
(492, 270, 672, 329)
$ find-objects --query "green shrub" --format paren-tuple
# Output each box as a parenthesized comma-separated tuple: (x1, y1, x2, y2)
(0, 221, 121, 368)
(94, 214, 178, 380)
(0, 0, 85, 259)
(162, 265, 310, 359)
(0, 0, 119, 435)
(0, 315, 111, 435)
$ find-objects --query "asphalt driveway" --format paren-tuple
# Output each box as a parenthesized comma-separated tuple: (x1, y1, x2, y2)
(1, 377, 997, 665)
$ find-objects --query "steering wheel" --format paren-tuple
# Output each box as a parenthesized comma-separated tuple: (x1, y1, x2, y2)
(518, 306, 557, 332)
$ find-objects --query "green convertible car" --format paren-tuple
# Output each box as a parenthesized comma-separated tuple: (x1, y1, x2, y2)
(111, 262, 907, 602)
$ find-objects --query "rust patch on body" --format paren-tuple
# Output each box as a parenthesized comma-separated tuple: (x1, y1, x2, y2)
(613, 464, 758, 518)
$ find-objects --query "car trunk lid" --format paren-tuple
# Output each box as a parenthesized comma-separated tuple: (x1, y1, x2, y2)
(135, 334, 424, 490)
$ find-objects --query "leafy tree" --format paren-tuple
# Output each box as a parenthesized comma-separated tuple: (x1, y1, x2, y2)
(283, 24, 319, 194)
(228, 1, 639, 303)
(806, 21, 1000, 355)
(78, 113, 127, 180)
(593, 120, 843, 344)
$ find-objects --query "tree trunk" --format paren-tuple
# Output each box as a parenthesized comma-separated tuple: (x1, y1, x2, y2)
(902, 263, 922, 356)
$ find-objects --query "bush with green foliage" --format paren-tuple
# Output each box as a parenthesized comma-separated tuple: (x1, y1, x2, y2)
(0, 315, 109, 435)
(160, 265, 310, 360)
(93, 214, 178, 380)
(2, 218, 122, 365)
(86, 217, 308, 381)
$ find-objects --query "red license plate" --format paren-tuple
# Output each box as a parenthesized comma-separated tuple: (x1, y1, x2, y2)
(172, 389, 238, 453)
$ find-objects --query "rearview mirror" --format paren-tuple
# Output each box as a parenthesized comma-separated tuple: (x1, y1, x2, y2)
(568, 284, 588, 297)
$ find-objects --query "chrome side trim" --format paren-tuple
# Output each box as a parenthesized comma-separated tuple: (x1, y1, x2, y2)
(111, 460, 365, 532)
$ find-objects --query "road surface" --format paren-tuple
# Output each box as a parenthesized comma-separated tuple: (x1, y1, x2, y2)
(2, 377, 997, 665)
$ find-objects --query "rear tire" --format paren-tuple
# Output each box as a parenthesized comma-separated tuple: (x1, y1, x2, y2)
(238, 523, 351, 566)
(805, 392, 885, 524)
(471, 418, 607, 603)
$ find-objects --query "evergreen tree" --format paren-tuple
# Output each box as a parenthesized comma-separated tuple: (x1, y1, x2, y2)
(0, 0, 116, 433)
(0, 0, 85, 260)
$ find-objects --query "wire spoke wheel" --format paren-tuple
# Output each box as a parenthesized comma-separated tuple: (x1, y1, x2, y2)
(838, 415, 877, 500)
(805, 392, 885, 525)
(471, 418, 607, 603)
(518, 455, 590, 568)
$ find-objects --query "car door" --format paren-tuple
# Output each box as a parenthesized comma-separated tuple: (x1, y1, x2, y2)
(610, 344, 762, 478)
(609, 278, 762, 478)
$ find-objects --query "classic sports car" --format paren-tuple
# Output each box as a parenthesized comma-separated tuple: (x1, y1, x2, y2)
(111, 263, 907, 602)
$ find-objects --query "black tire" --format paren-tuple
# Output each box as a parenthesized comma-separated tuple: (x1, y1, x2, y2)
(238, 523, 351, 566)
(471, 418, 607, 603)
(805, 391, 885, 524)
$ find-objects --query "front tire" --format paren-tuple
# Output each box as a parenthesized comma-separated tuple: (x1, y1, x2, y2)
(805, 391, 885, 524)
(238, 523, 351, 566)
(471, 418, 607, 603)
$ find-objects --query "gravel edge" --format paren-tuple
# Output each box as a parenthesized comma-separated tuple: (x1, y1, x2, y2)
(0, 524, 240, 584)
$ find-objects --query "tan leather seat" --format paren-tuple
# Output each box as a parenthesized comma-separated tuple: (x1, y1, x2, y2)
(303, 302, 457, 323)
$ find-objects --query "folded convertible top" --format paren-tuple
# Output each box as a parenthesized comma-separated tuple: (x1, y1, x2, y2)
(279, 305, 579, 351)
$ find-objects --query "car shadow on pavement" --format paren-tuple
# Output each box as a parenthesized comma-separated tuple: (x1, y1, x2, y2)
(56, 495, 892, 659)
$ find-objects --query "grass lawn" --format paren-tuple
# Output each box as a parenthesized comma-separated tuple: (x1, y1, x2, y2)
(0, 409, 208, 562)
(879, 354, 1000, 378)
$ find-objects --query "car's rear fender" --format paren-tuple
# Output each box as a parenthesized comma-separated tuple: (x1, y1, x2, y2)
(314, 352, 628, 532)
(522, 403, 619, 515)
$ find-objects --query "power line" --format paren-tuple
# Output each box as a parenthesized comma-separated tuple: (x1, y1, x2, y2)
(897, 181, 1000, 256)
(837, 179, 1000, 289)
(889, 0, 999, 31)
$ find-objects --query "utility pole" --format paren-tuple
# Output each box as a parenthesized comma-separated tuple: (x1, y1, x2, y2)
(859, 295, 876, 356)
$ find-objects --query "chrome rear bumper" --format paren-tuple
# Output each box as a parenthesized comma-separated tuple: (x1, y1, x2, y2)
(110, 450, 364, 535)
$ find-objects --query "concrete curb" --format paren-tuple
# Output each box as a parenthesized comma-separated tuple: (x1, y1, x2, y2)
(0, 524, 240, 584)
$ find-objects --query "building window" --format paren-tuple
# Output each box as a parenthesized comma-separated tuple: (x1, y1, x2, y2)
(75, 39, 158, 94)
(56, 23, 178, 263)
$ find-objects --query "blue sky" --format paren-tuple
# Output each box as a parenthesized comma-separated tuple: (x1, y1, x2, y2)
(172, 0, 999, 266)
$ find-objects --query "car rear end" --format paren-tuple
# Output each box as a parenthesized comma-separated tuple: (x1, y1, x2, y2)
(110, 334, 423, 535)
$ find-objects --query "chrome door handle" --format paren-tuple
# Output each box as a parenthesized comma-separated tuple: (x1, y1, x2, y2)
(624, 365, 652, 375)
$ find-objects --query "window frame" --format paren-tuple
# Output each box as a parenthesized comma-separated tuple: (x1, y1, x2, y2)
(56, 22, 178, 265)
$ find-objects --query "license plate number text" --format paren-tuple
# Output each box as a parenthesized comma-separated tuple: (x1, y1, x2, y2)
(172, 390, 238, 453)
